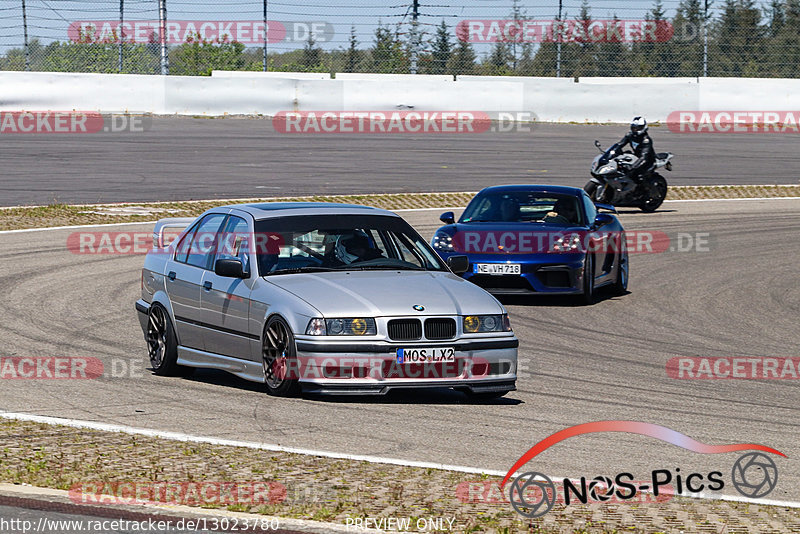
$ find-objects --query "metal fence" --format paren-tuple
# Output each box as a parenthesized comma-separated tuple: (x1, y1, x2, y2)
(0, 1, 797, 77)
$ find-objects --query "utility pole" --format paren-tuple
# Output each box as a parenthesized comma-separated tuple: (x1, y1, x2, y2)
(118, 0, 124, 73)
(263, 0, 268, 71)
(410, 0, 419, 74)
(702, 0, 708, 76)
(556, 0, 562, 77)
(21, 0, 30, 71)
(159, 0, 168, 75)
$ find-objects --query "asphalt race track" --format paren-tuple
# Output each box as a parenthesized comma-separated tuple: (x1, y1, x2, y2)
(0, 199, 798, 503)
(1, 119, 800, 206)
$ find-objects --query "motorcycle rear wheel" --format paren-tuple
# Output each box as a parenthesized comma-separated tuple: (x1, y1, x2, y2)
(584, 181, 602, 202)
(640, 174, 667, 212)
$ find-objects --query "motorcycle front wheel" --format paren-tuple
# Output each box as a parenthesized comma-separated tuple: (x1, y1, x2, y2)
(640, 174, 667, 212)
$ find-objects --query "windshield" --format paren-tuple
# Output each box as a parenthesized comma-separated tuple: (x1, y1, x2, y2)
(254, 214, 447, 275)
(459, 191, 585, 226)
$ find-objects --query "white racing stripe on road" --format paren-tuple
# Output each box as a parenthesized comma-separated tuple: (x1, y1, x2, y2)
(1, 411, 799, 510)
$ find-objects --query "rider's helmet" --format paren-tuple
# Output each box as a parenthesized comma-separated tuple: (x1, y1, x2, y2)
(630, 116, 648, 140)
(334, 230, 373, 264)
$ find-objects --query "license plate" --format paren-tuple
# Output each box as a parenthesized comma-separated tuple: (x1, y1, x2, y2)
(396, 347, 455, 364)
(473, 263, 521, 275)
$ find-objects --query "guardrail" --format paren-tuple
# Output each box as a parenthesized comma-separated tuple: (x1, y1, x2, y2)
(0, 71, 797, 123)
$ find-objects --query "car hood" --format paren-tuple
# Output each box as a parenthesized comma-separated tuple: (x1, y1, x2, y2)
(264, 270, 503, 317)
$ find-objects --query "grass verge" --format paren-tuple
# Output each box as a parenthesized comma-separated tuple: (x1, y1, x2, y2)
(1, 185, 799, 232)
(1, 419, 798, 533)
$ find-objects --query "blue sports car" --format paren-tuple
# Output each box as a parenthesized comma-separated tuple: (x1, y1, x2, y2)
(431, 185, 628, 304)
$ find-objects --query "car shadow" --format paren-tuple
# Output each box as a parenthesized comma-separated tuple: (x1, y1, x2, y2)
(615, 208, 677, 214)
(303, 388, 523, 406)
(497, 287, 629, 307)
(166, 369, 523, 405)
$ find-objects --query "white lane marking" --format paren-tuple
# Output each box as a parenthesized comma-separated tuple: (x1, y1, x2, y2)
(0, 220, 156, 234)
(1, 411, 798, 509)
(0, 411, 501, 475)
(3, 196, 800, 235)
(393, 206, 465, 212)
(665, 196, 800, 202)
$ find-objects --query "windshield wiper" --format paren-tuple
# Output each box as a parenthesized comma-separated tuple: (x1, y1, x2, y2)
(343, 264, 426, 271)
(265, 266, 336, 275)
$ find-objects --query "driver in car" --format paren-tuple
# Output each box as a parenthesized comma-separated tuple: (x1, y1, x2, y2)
(334, 231, 384, 264)
(544, 198, 579, 225)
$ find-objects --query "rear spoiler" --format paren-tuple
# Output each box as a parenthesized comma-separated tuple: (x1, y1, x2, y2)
(595, 203, 617, 214)
(152, 217, 195, 249)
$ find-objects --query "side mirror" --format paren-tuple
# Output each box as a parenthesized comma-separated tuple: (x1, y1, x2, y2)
(594, 140, 603, 151)
(593, 213, 615, 228)
(439, 211, 455, 225)
(447, 255, 469, 274)
(215, 258, 247, 278)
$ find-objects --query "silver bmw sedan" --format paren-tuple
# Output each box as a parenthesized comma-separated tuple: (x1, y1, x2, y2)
(136, 202, 518, 397)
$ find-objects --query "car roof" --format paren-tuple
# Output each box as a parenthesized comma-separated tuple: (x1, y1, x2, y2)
(476, 184, 584, 196)
(218, 202, 399, 220)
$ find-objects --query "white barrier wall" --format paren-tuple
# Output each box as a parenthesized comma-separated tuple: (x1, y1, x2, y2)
(2, 71, 800, 122)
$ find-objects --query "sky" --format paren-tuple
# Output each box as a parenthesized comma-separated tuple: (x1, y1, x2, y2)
(0, 0, 749, 57)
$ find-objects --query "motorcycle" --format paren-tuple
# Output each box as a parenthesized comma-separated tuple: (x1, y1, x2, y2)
(584, 140, 674, 212)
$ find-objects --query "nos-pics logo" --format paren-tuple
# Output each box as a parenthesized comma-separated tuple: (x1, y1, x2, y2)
(501, 421, 784, 518)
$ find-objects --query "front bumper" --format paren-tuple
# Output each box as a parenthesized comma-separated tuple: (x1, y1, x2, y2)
(292, 337, 518, 395)
(441, 253, 587, 295)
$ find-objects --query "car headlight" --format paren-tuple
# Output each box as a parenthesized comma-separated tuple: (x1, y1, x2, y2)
(463, 314, 512, 333)
(432, 231, 454, 252)
(552, 233, 582, 252)
(305, 318, 377, 336)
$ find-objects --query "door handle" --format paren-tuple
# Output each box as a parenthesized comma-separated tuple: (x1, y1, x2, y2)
(203, 281, 213, 291)
(167, 271, 176, 281)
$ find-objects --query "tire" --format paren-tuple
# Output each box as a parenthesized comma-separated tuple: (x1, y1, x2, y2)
(146, 304, 182, 376)
(584, 181, 599, 201)
(580, 253, 596, 305)
(612, 243, 629, 296)
(262, 316, 301, 397)
(640, 174, 667, 212)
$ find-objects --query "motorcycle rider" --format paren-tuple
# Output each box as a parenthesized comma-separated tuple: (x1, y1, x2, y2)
(616, 117, 655, 182)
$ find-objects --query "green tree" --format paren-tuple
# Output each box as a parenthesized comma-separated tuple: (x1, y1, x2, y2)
(344, 26, 361, 72)
(301, 32, 323, 70)
(670, 0, 706, 76)
(710, 0, 765, 76)
(370, 22, 408, 73)
(430, 20, 452, 74)
(170, 36, 254, 76)
(482, 42, 513, 75)
(447, 24, 477, 75)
